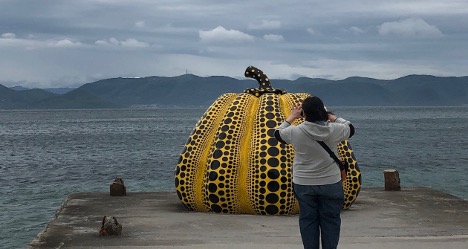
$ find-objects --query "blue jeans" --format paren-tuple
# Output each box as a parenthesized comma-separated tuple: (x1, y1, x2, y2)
(293, 182, 344, 249)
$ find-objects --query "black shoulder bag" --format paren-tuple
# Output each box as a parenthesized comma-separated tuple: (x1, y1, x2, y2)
(317, 141, 347, 182)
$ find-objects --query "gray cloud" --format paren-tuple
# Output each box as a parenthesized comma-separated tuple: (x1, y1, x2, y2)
(378, 18, 443, 38)
(263, 34, 284, 42)
(199, 26, 255, 43)
(248, 20, 282, 30)
(0, 0, 467, 88)
(95, 38, 150, 48)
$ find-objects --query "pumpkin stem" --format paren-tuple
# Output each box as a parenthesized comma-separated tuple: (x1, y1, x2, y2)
(244, 66, 272, 89)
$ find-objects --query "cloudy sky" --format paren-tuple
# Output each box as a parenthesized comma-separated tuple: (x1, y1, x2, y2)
(1, 0, 468, 88)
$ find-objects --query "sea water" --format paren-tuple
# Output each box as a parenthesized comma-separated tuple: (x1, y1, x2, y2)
(1, 107, 467, 248)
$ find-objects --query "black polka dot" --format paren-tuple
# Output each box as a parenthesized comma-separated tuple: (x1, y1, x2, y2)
(267, 158, 279, 167)
(213, 150, 222, 159)
(267, 169, 280, 179)
(208, 183, 217, 193)
(209, 171, 218, 181)
(266, 193, 279, 204)
(267, 138, 278, 146)
(266, 120, 276, 128)
(267, 147, 279, 156)
(210, 160, 220, 170)
(216, 141, 225, 149)
(209, 194, 219, 203)
(267, 181, 280, 192)
(211, 204, 222, 213)
(265, 205, 279, 215)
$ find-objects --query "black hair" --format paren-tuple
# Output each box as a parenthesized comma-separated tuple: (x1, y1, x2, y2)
(302, 96, 328, 122)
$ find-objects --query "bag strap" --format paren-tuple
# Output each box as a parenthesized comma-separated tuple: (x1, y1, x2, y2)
(297, 126, 345, 172)
(317, 141, 345, 171)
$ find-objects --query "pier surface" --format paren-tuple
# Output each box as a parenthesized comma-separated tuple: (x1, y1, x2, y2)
(29, 188, 468, 249)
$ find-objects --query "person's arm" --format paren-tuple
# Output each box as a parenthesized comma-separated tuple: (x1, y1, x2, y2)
(327, 112, 338, 122)
(285, 105, 303, 124)
(328, 112, 355, 138)
(274, 105, 303, 144)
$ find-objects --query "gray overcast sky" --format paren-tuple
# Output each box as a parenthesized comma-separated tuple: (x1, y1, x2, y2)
(1, 0, 468, 88)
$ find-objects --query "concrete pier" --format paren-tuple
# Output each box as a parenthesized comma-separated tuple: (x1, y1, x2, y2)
(29, 188, 468, 249)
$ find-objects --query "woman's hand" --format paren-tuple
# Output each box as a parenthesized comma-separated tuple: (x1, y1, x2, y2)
(286, 105, 303, 124)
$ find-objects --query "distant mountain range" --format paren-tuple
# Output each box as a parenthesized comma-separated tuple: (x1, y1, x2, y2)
(1, 74, 467, 109)
(9, 85, 75, 94)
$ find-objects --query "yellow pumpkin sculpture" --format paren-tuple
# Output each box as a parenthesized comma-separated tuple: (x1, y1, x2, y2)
(175, 66, 361, 215)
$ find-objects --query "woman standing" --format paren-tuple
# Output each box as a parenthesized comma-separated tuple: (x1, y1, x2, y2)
(274, 96, 355, 249)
